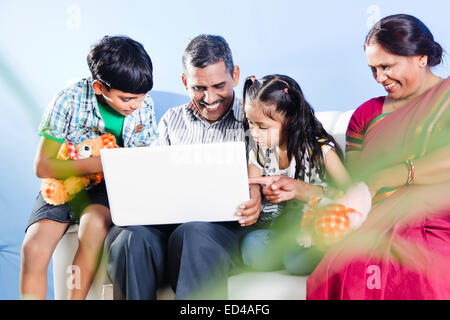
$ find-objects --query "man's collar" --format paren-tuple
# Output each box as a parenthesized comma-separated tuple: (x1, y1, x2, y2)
(230, 93, 243, 122)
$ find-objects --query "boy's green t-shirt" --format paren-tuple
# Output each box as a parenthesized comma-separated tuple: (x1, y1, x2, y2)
(97, 102, 125, 147)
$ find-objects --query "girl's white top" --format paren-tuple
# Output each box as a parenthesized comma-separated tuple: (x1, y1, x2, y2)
(249, 141, 333, 223)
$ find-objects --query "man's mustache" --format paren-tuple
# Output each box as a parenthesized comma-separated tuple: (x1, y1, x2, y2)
(199, 98, 225, 106)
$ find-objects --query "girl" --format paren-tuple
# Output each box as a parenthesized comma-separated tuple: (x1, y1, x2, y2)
(240, 74, 351, 275)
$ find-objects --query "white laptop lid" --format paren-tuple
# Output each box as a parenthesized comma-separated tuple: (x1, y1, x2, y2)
(100, 142, 249, 226)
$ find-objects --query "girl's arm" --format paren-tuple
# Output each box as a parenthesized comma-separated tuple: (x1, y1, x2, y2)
(34, 137, 103, 179)
(324, 148, 352, 189)
(248, 163, 263, 181)
(345, 150, 362, 178)
(367, 145, 450, 197)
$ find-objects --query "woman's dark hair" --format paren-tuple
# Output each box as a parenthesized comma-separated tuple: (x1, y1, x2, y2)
(365, 14, 443, 66)
(182, 34, 234, 76)
(87, 35, 153, 94)
(242, 74, 344, 181)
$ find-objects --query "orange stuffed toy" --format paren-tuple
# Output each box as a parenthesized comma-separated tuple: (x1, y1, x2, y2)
(41, 133, 118, 205)
(297, 182, 372, 251)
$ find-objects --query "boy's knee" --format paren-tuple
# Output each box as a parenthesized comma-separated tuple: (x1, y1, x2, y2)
(21, 239, 51, 270)
(21, 239, 38, 259)
(79, 205, 111, 232)
(79, 213, 109, 238)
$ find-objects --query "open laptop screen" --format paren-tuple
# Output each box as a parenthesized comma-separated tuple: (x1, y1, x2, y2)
(100, 142, 249, 226)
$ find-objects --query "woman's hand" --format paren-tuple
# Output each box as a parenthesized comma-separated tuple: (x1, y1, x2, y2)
(236, 184, 262, 226)
(366, 146, 450, 197)
(366, 163, 409, 197)
(249, 175, 323, 203)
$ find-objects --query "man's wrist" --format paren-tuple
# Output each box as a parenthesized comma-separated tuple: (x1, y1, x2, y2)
(295, 181, 323, 202)
(249, 183, 262, 197)
(311, 184, 325, 199)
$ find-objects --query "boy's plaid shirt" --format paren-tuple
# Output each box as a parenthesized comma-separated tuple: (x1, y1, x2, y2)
(38, 77, 158, 147)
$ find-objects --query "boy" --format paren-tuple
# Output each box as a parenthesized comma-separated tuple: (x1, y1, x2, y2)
(20, 35, 157, 299)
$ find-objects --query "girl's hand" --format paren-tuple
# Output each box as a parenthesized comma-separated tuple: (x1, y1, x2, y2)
(249, 175, 322, 203)
(261, 176, 298, 203)
(236, 184, 262, 226)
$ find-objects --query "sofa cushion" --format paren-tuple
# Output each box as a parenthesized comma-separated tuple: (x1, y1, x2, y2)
(228, 270, 307, 300)
(316, 110, 354, 152)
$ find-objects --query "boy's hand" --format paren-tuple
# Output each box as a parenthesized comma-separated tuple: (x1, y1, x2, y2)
(236, 184, 261, 226)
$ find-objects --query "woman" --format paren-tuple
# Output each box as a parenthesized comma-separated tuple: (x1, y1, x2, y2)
(307, 14, 450, 299)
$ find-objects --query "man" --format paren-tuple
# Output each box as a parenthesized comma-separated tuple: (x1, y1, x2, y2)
(107, 34, 261, 299)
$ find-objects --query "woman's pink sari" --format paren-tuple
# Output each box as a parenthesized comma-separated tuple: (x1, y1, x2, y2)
(307, 77, 450, 299)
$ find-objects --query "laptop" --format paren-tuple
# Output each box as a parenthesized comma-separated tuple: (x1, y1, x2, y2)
(100, 142, 249, 226)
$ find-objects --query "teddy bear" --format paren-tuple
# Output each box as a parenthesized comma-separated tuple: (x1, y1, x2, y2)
(297, 182, 372, 251)
(41, 133, 118, 205)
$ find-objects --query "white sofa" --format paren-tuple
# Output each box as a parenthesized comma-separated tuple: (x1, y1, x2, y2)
(52, 109, 355, 300)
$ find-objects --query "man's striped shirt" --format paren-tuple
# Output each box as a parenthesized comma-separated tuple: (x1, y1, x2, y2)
(153, 96, 245, 146)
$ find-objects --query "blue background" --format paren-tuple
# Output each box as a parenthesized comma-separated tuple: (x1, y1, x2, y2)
(0, 0, 448, 299)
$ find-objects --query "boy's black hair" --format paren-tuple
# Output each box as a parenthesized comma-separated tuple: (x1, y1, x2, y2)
(87, 35, 153, 94)
(182, 34, 234, 76)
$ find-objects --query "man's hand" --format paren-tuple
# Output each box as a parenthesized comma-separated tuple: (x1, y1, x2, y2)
(236, 184, 261, 226)
(249, 175, 323, 203)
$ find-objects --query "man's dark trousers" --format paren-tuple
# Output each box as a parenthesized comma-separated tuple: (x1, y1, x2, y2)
(106, 221, 249, 299)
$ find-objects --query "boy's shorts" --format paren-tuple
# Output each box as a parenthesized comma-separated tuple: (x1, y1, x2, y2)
(26, 181, 109, 233)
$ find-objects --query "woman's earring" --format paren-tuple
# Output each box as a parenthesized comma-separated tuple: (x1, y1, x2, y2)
(420, 58, 427, 67)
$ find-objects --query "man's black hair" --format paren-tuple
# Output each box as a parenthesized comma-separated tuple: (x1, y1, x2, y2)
(182, 34, 234, 76)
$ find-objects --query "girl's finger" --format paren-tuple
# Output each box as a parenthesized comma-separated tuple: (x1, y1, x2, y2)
(239, 215, 258, 226)
(237, 206, 258, 217)
(262, 189, 280, 197)
(248, 176, 274, 186)
(265, 194, 281, 201)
